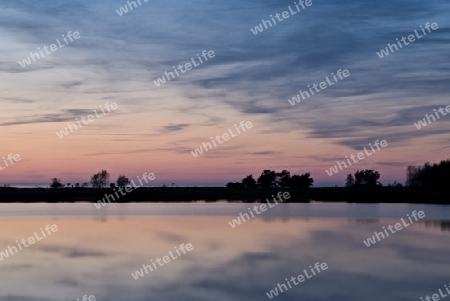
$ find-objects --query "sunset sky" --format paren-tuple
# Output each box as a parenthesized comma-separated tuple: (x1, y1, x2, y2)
(1, 0, 449, 186)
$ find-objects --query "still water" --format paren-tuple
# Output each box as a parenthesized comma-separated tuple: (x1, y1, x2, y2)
(0, 203, 449, 301)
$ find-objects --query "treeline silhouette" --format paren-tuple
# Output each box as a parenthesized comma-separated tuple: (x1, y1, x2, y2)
(345, 170, 384, 188)
(406, 160, 450, 189)
(226, 170, 313, 189)
(227, 168, 393, 189)
(0, 159, 448, 203)
(227, 159, 449, 190)
(50, 170, 131, 189)
(37, 159, 450, 191)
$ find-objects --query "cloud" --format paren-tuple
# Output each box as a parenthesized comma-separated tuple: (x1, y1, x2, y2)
(249, 151, 278, 155)
(35, 245, 109, 258)
(4, 98, 35, 103)
(157, 123, 190, 134)
(0, 109, 100, 127)
(156, 232, 187, 244)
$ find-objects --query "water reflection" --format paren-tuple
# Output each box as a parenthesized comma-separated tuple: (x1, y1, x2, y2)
(348, 218, 450, 232)
(0, 217, 449, 301)
(420, 220, 450, 232)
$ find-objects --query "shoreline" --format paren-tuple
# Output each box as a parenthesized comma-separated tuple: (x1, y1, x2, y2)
(0, 187, 448, 204)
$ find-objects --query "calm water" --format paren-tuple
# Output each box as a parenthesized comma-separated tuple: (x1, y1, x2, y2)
(0, 203, 449, 301)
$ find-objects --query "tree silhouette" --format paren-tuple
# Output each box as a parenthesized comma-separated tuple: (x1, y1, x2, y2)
(50, 178, 62, 189)
(387, 181, 403, 187)
(117, 175, 130, 187)
(241, 175, 256, 189)
(345, 174, 355, 187)
(354, 170, 381, 188)
(226, 182, 243, 188)
(288, 173, 314, 188)
(406, 165, 421, 187)
(90, 170, 110, 188)
(276, 170, 291, 187)
(257, 170, 277, 188)
(406, 160, 450, 189)
(232, 170, 315, 189)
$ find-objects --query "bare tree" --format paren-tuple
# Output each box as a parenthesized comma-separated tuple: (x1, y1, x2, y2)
(90, 170, 110, 188)
(345, 174, 355, 187)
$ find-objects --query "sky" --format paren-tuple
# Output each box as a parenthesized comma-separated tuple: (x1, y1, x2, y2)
(1, 0, 449, 187)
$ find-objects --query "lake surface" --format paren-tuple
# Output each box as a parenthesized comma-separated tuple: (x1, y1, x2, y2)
(0, 203, 449, 301)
